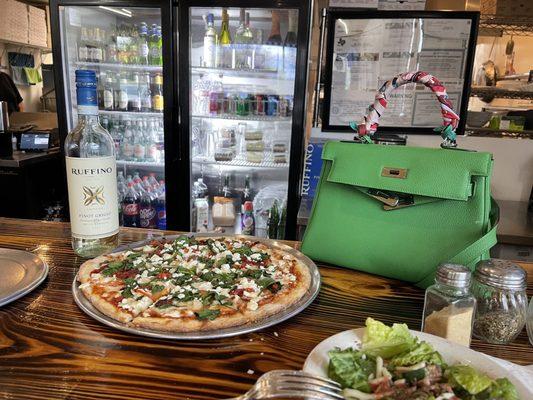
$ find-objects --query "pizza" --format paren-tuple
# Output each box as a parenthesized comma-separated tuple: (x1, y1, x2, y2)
(77, 235, 312, 332)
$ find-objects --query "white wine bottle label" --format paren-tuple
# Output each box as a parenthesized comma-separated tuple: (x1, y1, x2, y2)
(66, 156, 119, 240)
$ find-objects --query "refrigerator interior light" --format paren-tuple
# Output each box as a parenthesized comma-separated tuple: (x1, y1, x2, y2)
(98, 6, 132, 17)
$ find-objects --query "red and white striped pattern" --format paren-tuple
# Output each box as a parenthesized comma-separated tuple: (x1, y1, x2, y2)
(357, 71, 460, 138)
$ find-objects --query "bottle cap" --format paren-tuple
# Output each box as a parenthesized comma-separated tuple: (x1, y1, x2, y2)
(435, 263, 471, 288)
(474, 259, 527, 291)
(75, 69, 97, 85)
(244, 201, 253, 212)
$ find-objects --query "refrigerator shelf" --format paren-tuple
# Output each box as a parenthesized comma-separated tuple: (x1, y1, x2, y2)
(191, 66, 292, 80)
(192, 114, 291, 122)
(75, 61, 163, 73)
(117, 160, 164, 169)
(192, 154, 289, 169)
(99, 110, 164, 118)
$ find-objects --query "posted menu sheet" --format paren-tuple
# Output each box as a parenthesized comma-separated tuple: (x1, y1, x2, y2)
(328, 17, 472, 128)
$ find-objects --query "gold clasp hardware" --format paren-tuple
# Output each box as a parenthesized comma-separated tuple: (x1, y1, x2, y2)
(366, 188, 399, 207)
(381, 167, 408, 179)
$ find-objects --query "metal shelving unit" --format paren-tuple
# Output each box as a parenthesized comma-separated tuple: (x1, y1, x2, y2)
(75, 61, 163, 72)
(192, 153, 289, 169)
(466, 127, 533, 139)
(479, 14, 533, 36)
(192, 114, 291, 122)
(191, 66, 287, 80)
(117, 160, 164, 169)
(470, 86, 533, 100)
(99, 110, 164, 117)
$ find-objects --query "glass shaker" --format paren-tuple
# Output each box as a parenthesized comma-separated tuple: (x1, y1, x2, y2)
(422, 264, 476, 346)
(472, 259, 528, 344)
(527, 296, 533, 346)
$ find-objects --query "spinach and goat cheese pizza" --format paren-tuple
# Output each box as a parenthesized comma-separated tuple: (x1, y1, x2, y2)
(77, 236, 311, 332)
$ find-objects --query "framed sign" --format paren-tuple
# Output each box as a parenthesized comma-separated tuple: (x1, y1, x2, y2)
(321, 10, 479, 133)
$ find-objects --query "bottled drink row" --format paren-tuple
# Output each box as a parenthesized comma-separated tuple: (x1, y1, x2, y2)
(118, 171, 166, 229)
(100, 115, 165, 164)
(193, 75, 293, 118)
(201, 8, 297, 72)
(78, 22, 162, 66)
(192, 175, 286, 239)
(98, 70, 164, 113)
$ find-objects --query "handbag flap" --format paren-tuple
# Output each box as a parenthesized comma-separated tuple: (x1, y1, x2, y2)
(322, 141, 492, 201)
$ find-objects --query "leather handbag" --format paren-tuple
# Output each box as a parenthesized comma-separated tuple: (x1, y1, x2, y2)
(301, 71, 497, 288)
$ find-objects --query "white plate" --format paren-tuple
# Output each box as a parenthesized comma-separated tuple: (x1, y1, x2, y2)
(303, 328, 532, 398)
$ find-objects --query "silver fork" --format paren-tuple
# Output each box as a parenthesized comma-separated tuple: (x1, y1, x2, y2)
(226, 369, 344, 400)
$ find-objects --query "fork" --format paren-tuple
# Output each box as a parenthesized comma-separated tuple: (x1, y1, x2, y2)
(226, 369, 344, 400)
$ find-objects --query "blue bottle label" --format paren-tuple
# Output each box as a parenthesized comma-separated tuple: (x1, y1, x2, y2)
(77, 81, 98, 115)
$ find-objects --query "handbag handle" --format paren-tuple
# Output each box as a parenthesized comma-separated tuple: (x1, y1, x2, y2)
(349, 71, 460, 148)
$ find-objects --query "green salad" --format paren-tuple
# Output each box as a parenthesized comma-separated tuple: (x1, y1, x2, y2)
(328, 318, 519, 400)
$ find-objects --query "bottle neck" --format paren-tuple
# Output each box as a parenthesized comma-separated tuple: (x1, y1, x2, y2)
(270, 12, 281, 36)
(288, 12, 297, 33)
(78, 113, 100, 124)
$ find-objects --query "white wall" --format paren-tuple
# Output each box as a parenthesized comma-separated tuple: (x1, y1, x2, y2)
(0, 43, 45, 113)
(408, 136, 533, 202)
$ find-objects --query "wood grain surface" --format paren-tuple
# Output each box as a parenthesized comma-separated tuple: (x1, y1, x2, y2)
(0, 217, 532, 400)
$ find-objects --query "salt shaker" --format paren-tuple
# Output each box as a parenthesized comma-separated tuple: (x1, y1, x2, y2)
(422, 263, 476, 346)
(526, 296, 533, 346)
(472, 259, 528, 344)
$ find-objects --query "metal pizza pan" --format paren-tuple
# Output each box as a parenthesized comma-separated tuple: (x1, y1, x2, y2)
(72, 234, 321, 340)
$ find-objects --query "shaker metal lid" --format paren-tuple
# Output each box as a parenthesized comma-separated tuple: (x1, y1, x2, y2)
(474, 259, 527, 290)
(436, 263, 471, 287)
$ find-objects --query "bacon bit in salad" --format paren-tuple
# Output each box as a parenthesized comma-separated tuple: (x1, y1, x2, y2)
(156, 272, 171, 279)
(369, 376, 392, 394)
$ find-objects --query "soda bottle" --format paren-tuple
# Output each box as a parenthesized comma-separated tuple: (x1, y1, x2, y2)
(126, 174, 133, 186)
(241, 201, 255, 235)
(123, 182, 140, 227)
(139, 187, 157, 228)
(142, 176, 151, 190)
(155, 186, 166, 230)
(148, 172, 159, 189)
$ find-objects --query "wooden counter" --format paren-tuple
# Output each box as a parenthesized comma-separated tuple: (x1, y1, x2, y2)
(0, 218, 531, 399)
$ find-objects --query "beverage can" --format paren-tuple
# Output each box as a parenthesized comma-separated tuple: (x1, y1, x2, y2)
(266, 95, 279, 116)
(255, 94, 265, 115)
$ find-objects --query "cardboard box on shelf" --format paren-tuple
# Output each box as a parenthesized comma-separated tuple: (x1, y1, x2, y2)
(28, 5, 48, 48)
(0, 0, 29, 44)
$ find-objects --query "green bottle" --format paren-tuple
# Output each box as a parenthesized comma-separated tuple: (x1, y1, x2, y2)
(219, 8, 232, 68)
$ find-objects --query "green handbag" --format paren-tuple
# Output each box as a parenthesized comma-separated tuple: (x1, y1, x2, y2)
(301, 72, 497, 288)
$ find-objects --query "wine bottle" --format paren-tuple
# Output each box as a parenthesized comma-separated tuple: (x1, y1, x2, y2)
(65, 70, 119, 257)
(266, 10, 282, 45)
(203, 13, 217, 68)
(283, 10, 298, 75)
(264, 10, 282, 71)
(219, 8, 232, 68)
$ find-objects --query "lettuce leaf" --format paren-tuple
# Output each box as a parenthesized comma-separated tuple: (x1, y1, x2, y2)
(484, 378, 519, 400)
(389, 341, 444, 368)
(361, 317, 417, 358)
(327, 348, 376, 392)
(446, 365, 493, 395)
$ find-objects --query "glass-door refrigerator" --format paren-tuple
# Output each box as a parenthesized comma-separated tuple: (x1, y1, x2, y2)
(178, 0, 310, 239)
(50, 0, 175, 230)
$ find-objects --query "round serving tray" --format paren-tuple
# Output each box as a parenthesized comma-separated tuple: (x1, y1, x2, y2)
(72, 234, 321, 340)
(0, 248, 49, 307)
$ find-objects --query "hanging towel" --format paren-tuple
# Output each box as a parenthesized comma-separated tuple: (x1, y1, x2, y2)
(8, 52, 35, 68)
(23, 67, 42, 85)
(10, 66, 28, 85)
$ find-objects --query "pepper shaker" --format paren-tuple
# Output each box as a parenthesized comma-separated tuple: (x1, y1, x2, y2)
(471, 259, 528, 344)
